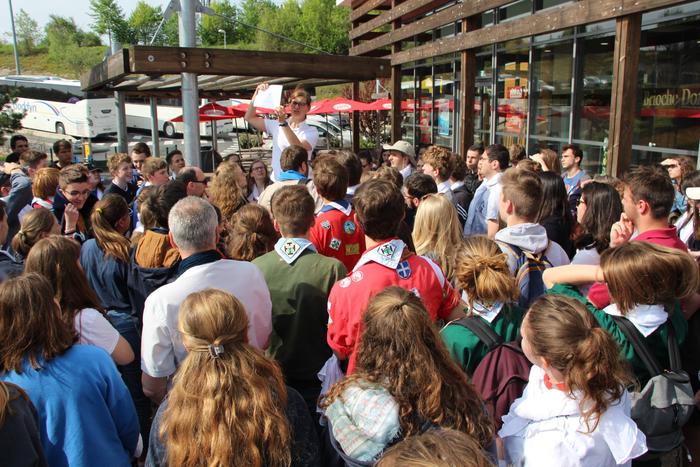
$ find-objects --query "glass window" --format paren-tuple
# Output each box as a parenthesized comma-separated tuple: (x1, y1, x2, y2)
(474, 46, 494, 145)
(416, 64, 434, 148)
(433, 61, 456, 148)
(495, 39, 530, 148)
(535, 0, 572, 9)
(529, 39, 573, 147)
(498, 0, 532, 23)
(573, 32, 614, 173)
(633, 12, 700, 165)
(400, 66, 416, 146)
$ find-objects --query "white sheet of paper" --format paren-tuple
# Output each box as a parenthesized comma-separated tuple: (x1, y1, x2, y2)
(253, 85, 283, 109)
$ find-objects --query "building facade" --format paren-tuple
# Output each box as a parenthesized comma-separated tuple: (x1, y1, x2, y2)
(348, 0, 700, 175)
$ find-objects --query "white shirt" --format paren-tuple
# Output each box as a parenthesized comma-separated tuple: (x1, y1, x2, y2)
(675, 211, 694, 245)
(74, 308, 120, 355)
(399, 165, 413, 181)
(500, 366, 647, 466)
(570, 247, 601, 296)
(265, 119, 318, 181)
(437, 180, 454, 201)
(141, 260, 272, 378)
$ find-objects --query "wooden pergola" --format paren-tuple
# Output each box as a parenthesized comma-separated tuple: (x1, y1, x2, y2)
(81, 45, 392, 152)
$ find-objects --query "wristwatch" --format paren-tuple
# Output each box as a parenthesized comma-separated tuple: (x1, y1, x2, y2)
(279, 121, 288, 127)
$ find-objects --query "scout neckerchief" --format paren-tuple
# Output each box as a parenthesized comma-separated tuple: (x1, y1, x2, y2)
(320, 199, 352, 216)
(461, 290, 504, 323)
(278, 170, 306, 181)
(274, 237, 317, 265)
(352, 238, 405, 272)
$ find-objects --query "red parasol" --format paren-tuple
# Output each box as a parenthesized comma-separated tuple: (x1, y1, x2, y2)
(170, 102, 243, 122)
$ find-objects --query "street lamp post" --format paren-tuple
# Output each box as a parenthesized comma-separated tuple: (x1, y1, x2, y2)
(217, 29, 227, 49)
(8, 0, 21, 74)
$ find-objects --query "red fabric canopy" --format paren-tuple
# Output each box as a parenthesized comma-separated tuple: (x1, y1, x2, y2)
(307, 97, 372, 114)
(170, 102, 244, 122)
(229, 102, 276, 115)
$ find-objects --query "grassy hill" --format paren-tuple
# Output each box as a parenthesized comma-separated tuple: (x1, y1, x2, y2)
(0, 45, 105, 79)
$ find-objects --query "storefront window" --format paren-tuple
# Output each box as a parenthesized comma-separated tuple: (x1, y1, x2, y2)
(535, 0, 572, 9)
(529, 38, 573, 154)
(433, 61, 456, 148)
(495, 38, 530, 148)
(400, 66, 416, 146)
(632, 11, 700, 165)
(416, 64, 434, 147)
(474, 46, 494, 145)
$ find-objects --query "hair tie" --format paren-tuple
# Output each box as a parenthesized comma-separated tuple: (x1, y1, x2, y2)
(95, 208, 103, 214)
(208, 343, 224, 359)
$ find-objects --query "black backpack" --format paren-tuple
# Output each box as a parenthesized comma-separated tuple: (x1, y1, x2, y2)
(611, 315, 695, 456)
(452, 316, 531, 430)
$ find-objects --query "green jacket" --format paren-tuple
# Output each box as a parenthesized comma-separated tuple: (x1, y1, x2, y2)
(547, 283, 687, 386)
(440, 303, 525, 375)
(253, 249, 347, 381)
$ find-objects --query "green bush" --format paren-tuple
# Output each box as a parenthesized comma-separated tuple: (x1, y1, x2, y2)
(239, 133, 263, 149)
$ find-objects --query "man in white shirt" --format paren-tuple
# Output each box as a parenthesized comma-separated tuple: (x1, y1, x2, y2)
(140, 196, 272, 403)
(245, 83, 318, 181)
(463, 144, 509, 238)
(382, 140, 416, 182)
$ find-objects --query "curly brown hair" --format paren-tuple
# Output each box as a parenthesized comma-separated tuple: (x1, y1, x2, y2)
(321, 287, 494, 448)
(209, 162, 247, 221)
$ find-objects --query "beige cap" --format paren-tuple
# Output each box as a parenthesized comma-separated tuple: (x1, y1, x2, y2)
(686, 187, 700, 200)
(660, 158, 677, 166)
(382, 140, 417, 166)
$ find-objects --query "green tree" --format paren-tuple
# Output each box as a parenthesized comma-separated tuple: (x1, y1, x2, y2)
(15, 9, 42, 54)
(160, 15, 180, 46)
(256, 0, 301, 52)
(128, 1, 164, 45)
(236, 0, 275, 45)
(89, 0, 134, 45)
(199, 0, 238, 47)
(0, 90, 25, 147)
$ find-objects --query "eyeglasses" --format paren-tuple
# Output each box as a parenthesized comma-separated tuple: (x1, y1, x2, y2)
(192, 177, 210, 185)
(665, 164, 679, 169)
(64, 189, 91, 198)
(252, 166, 266, 172)
(290, 100, 307, 108)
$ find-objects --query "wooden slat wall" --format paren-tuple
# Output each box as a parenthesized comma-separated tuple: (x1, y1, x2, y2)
(349, 0, 689, 65)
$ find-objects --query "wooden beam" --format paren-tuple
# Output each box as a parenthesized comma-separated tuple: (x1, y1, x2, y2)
(352, 81, 361, 153)
(350, 0, 434, 40)
(391, 0, 402, 144)
(81, 49, 129, 91)
(459, 17, 478, 158)
(128, 46, 391, 81)
(391, 0, 689, 66)
(350, 0, 389, 21)
(608, 14, 641, 177)
(351, 0, 509, 56)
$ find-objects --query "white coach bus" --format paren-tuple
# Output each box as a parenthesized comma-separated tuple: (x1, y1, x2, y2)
(0, 75, 116, 138)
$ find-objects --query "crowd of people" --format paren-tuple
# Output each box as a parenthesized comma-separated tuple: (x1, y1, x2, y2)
(1, 86, 700, 467)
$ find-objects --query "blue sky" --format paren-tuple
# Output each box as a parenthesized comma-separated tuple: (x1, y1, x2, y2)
(2, 0, 169, 40)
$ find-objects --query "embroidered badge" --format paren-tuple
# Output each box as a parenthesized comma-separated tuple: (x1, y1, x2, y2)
(321, 220, 331, 230)
(351, 271, 364, 282)
(338, 277, 351, 288)
(396, 260, 412, 279)
(282, 240, 300, 257)
(329, 238, 341, 251)
(378, 243, 396, 258)
(343, 220, 356, 234)
(345, 243, 360, 256)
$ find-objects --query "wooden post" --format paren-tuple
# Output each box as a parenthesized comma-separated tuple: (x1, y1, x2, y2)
(390, 0, 402, 144)
(459, 17, 478, 157)
(607, 14, 641, 177)
(352, 81, 361, 154)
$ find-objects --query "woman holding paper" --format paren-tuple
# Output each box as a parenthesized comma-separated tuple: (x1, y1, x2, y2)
(245, 83, 319, 181)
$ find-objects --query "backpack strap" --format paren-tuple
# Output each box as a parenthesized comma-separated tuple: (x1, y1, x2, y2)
(297, 177, 309, 185)
(453, 316, 503, 351)
(611, 315, 663, 377)
(664, 308, 682, 372)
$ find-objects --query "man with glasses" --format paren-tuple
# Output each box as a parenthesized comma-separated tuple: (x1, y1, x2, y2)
(463, 144, 509, 238)
(245, 82, 318, 181)
(53, 164, 98, 243)
(176, 166, 209, 198)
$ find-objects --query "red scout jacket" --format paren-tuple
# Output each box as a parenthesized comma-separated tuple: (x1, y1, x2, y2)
(327, 238, 461, 374)
(309, 200, 366, 271)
